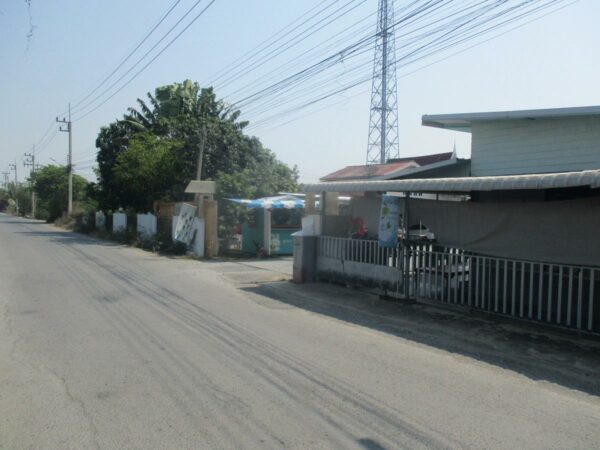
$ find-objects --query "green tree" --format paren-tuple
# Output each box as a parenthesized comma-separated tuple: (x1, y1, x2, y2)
(95, 121, 132, 211)
(2, 183, 32, 216)
(123, 81, 248, 182)
(95, 79, 299, 238)
(32, 165, 93, 222)
(0, 189, 8, 211)
(112, 133, 184, 212)
(215, 143, 299, 236)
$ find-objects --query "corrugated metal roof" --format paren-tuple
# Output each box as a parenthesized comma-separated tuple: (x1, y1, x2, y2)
(304, 170, 600, 193)
(320, 161, 418, 181)
(319, 152, 456, 181)
(422, 105, 600, 132)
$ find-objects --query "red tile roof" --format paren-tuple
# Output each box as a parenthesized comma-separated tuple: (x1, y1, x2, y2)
(320, 152, 454, 182)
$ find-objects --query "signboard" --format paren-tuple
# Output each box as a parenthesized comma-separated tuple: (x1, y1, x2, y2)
(184, 180, 216, 194)
(173, 203, 197, 245)
(378, 194, 400, 248)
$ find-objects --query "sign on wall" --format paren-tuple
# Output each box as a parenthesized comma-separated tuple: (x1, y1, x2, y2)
(378, 194, 400, 248)
(173, 203, 197, 245)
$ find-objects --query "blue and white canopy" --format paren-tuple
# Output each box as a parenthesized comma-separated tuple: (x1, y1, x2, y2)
(227, 195, 304, 210)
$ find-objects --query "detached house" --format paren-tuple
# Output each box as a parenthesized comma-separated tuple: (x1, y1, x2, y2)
(297, 106, 600, 335)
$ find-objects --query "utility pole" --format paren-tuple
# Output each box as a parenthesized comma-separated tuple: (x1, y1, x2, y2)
(1, 171, 9, 190)
(194, 120, 208, 213)
(24, 145, 36, 218)
(9, 159, 19, 215)
(366, 0, 399, 167)
(57, 103, 73, 215)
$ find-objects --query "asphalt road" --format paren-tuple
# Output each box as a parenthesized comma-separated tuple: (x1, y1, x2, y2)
(1, 213, 599, 450)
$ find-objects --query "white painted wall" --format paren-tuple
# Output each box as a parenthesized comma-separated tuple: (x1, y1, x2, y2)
(137, 213, 157, 238)
(190, 217, 205, 258)
(95, 211, 105, 229)
(113, 213, 127, 233)
(471, 116, 600, 176)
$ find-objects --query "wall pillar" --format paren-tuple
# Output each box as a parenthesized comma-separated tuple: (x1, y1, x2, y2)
(263, 208, 272, 256)
(204, 199, 218, 257)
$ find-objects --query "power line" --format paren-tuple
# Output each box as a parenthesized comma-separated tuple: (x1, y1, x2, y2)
(205, 0, 346, 85)
(68, 0, 183, 113)
(70, 0, 208, 118)
(215, 0, 368, 90)
(244, 0, 568, 132)
(72, 0, 218, 122)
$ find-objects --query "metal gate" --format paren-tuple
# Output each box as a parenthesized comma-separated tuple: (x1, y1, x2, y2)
(317, 236, 600, 334)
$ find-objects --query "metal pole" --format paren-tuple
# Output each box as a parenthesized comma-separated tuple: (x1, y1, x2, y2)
(403, 192, 410, 299)
(380, 0, 388, 164)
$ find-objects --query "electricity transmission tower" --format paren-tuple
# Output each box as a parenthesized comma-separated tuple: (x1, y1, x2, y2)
(366, 0, 399, 165)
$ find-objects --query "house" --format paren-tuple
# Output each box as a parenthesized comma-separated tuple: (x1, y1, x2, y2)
(422, 105, 600, 177)
(296, 106, 600, 335)
(312, 151, 470, 237)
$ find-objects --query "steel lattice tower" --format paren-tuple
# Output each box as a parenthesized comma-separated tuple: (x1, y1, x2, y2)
(366, 0, 399, 165)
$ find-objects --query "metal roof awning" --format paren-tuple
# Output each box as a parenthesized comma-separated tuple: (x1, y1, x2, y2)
(304, 170, 600, 194)
(422, 105, 600, 132)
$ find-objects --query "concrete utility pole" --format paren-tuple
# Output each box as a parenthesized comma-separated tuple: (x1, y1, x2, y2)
(57, 103, 73, 215)
(9, 159, 19, 215)
(24, 146, 36, 218)
(1, 172, 9, 189)
(194, 122, 208, 212)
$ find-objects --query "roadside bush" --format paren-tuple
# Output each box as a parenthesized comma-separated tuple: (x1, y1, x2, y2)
(73, 212, 96, 233)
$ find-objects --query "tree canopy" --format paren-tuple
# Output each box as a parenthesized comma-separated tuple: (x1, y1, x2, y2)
(32, 165, 94, 222)
(95, 79, 299, 236)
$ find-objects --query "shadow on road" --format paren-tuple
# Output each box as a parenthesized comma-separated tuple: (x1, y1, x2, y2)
(241, 281, 600, 398)
(14, 230, 121, 247)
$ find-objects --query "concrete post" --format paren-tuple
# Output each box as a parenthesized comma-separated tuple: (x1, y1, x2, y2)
(263, 208, 272, 256)
(204, 199, 218, 257)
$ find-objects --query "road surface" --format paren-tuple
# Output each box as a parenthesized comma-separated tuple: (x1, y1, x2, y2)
(1, 213, 599, 449)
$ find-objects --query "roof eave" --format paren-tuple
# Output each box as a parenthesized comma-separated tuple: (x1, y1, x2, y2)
(304, 169, 600, 194)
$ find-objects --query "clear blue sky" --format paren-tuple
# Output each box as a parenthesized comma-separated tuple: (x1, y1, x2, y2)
(1, 0, 599, 184)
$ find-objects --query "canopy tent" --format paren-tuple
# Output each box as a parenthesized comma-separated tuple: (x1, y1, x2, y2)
(227, 195, 304, 210)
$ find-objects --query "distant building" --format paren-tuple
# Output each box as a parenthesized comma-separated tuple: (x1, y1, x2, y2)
(320, 151, 469, 182)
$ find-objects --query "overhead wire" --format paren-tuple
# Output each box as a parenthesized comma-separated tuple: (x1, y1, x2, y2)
(70, 0, 208, 118)
(205, 0, 346, 85)
(247, 0, 563, 121)
(68, 0, 183, 114)
(72, 0, 218, 122)
(244, 0, 568, 132)
(214, 0, 369, 90)
(29, 0, 186, 162)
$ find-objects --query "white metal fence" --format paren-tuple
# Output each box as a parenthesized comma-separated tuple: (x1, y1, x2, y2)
(317, 236, 600, 334)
